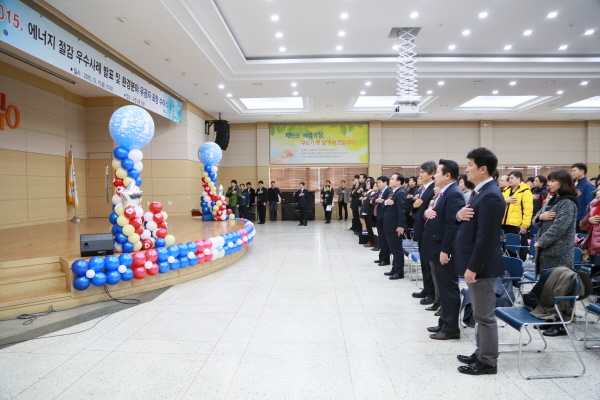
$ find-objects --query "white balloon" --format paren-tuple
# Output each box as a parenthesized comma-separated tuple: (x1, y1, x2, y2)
(242, 237, 248, 242)
(221, 214, 227, 221)
(146, 221, 158, 231)
(114, 243, 123, 252)
(86, 269, 96, 278)
(217, 236, 226, 247)
(134, 161, 144, 171)
(187, 251, 196, 259)
(211, 166, 218, 172)
(204, 248, 211, 255)
(141, 229, 152, 240)
(236, 239, 242, 245)
(168, 256, 175, 263)
(143, 212, 154, 222)
(118, 265, 127, 273)
(228, 242, 234, 248)
(145, 261, 153, 269)
(211, 239, 219, 250)
(128, 149, 144, 162)
(135, 206, 143, 217)
(112, 194, 123, 205)
(203, 196, 211, 202)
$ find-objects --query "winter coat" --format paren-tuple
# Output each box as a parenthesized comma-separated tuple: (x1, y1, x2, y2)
(575, 177, 596, 221)
(532, 195, 578, 272)
(321, 186, 334, 205)
(226, 186, 241, 207)
(532, 186, 549, 216)
(502, 182, 534, 228)
(580, 206, 600, 256)
(239, 189, 250, 207)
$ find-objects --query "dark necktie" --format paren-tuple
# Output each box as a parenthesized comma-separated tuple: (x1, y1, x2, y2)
(468, 191, 476, 204)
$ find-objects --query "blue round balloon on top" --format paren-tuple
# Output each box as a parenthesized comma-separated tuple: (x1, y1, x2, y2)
(198, 142, 222, 165)
(109, 106, 155, 150)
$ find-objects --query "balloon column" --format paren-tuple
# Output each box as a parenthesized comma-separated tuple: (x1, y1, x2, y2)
(198, 142, 234, 221)
(107, 105, 175, 252)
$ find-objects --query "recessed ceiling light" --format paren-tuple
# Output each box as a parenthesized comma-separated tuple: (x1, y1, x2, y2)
(164, 58, 172, 63)
(275, 32, 283, 38)
(546, 81, 556, 84)
(194, 83, 201, 87)
(462, 30, 471, 36)
(144, 40, 153, 46)
(181, 72, 188, 77)
(448, 44, 456, 50)
(279, 46, 286, 52)
(340, 12, 349, 19)
(365, 82, 371, 86)
(116, 17, 128, 24)
(509, 81, 517, 85)
(360, 91, 366, 95)
(293, 92, 298, 96)
(474, 80, 483, 84)
(326, 82, 335, 85)
(559, 45, 568, 50)
(581, 81, 588, 85)
(439, 104, 447, 106)
(492, 90, 499, 94)
(504, 45, 512, 50)
(252, 83, 262, 86)
(557, 90, 564, 94)
(218, 84, 224, 89)
(426, 90, 432, 95)
(547, 12, 558, 18)
(478, 12, 488, 18)
(291, 82, 297, 87)
(338, 31, 346, 37)
(326, 104, 333, 107)
(438, 81, 445, 86)
(584, 29, 595, 35)
(271, 15, 279, 21)
(392, 45, 399, 50)
(226, 93, 232, 97)
(523, 30, 532, 36)
(410, 12, 419, 18)
(336, 45, 343, 50)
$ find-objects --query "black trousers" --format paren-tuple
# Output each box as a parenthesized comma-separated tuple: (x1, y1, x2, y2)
(323, 203, 332, 221)
(299, 206, 308, 224)
(432, 261, 461, 334)
(338, 201, 348, 220)
(351, 206, 361, 231)
(239, 205, 248, 219)
(385, 230, 405, 276)
(502, 224, 528, 261)
(258, 203, 266, 223)
(419, 241, 436, 299)
(376, 217, 390, 263)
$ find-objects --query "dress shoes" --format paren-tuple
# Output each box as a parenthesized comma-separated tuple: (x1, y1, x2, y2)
(325, 220, 331, 224)
(371, 246, 380, 251)
(384, 271, 394, 276)
(412, 291, 427, 299)
(427, 325, 441, 333)
(378, 262, 391, 266)
(389, 274, 404, 280)
(543, 326, 567, 337)
(374, 260, 382, 264)
(298, 223, 304, 226)
(430, 331, 460, 340)
(420, 297, 434, 305)
(458, 360, 497, 375)
(338, 218, 343, 221)
(363, 242, 374, 248)
(434, 309, 441, 317)
(457, 354, 478, 365)
(425, 303, 440, 311)
(304, 222, 307, 226)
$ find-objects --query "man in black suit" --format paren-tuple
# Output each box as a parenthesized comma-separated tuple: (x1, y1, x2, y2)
(383, 173, 407, 280)
(295, 182, 309, 226)
(411, 161, 437, 306)
(421, 160, 465, 340)
(455, 148, 505, 375)
(373, 176, 392, 267)
(256, 180, 268, 224)
(246, 182, 256, 221)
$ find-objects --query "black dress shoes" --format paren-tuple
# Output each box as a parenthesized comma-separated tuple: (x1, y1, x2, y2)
(458, 360, 497, 375)
(304, 222, 307, 226)
(543, 326, 567, 337)
(374, 260, 382, 263)
(412, 291, 427, 298)
(427, 325, 441, 333)
(371, 246, 380, 251)
(434, 309, 441, 317)
(384, 271, 394, 276)
(378, 262, 391, 266)
(457, 354, 478, 365)
(389, 274, 404, 280)
(298, 223, 304, 226)
(430, 331, 460, 340)
(420, 297, 434, 305)
(425, 303, 440, 311)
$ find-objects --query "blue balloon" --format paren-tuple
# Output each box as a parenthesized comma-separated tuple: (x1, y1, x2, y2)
(72, 259, 89, 276)
(121, 158, 134, 170)
(156, 247, 169, 262)
(113, 146, 129, 160)
(91, 272, 107, 287)
(202, 207, 210, 214)
(209, 172, 216, 180)
(119, 253, 133, 267)
(187, 242, 198, 254)
(109, 106, 155, 150)
(89, 256, 105, 272)
(202, 214, 214, 221)
(128, 169, 140, 179)
(188, 254, 198, 266)
(168, 245, 180, 258)
(115, 233, 128, 244)
(109, 212, 119, 225)
(135, 177, 143, 186)
(122, 242, 134, 253)
(158, 261, 170, 273)
(105, 255, 120, 271)
(178, 243, 188, 257)
(73, 276, 91, 291)
(112, 225, 123, 236)
(121, 268, 134, 281)
(169, 259, 180, 270)
(211, 201, 216, 206)
(106, 270, 121, 285)
(155, 238, 166, 248)
(198, 142, 223, 165)
(178, 256, 189, 268)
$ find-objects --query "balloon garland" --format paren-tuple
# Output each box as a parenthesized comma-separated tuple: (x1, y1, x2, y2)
(198, 142, 234, 221)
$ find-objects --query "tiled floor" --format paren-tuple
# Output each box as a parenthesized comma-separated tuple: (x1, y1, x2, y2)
(1, 220, 599, 399)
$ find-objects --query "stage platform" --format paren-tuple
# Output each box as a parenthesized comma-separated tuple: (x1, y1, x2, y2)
(0, 217, 251, 319)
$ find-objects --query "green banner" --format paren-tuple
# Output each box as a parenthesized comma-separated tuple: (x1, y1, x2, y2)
(270, 124, 369, 164)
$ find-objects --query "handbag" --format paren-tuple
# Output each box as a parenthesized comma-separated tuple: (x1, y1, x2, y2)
(326, 205, 332, 211)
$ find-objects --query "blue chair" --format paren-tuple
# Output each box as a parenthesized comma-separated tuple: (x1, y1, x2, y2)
(584, 303, 600, 349)
(502, 257, 525, 305)
(505, 233, 529, 259)
(495, 278, 585, 379)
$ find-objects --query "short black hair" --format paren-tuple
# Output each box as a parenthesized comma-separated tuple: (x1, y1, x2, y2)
(246, 182, 252, 185)
(535, 175, 548, 185)
(391, 173, 405, 185)
(466, 147, 498, 176)
(271, 181, 275, 184)
(571, 163, 588, 175)
(359, 173, 367, 180)
(366, 177, 375, 189)
(231, 180, 237, 184)
(420, 161, 437, 175)
(377, 175, 390, 184)
(326, 180, 331, 184)
(509, 170, 523, 181)
(439, 159, 459, 180)
(300, 182, 305, 186)
(548, 170, 577, 196)
(409, 176, 418, 184)
(258, 180, 264, 184)
(340, 180, 345, 183)
(492, 169, 499, 179)
(526, 177, 535, 183)
(353, 175, 360, 179)
(458, 174, 475, 189)
(240, 183, 245, 187)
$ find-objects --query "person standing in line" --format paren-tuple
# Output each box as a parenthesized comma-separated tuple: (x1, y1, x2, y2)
(256, 180, 267, 224)
(321, 180, 334, 224)
(531, 175, 549, 217)
(238, 183, 249, 220)
(246, 182, 256, 221)
(226, 180, 241, 218)
(267, 181, 282, 221)
(350, 175, 366, 233)
(421, 160, 465, 340)
(498, 175, 509, 191)
(455, 147, 505, 376)
(458, 174, 475, 205)
(337, 180, 349, 221)
(571, 163, 596, 233)
(382, 173, 407, 280)
(373, 176, 392, 267)
(295, 182, 309, 226)
(501, 170, 533, 261)
(405, 176, 418, 229)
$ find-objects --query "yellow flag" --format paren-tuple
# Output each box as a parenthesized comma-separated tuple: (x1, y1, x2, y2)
(67, 150, 79, 210)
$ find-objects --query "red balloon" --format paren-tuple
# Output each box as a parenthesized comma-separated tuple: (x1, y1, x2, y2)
(132, 251, 146, 267)
(149, 202, 163, 213)
(135, 226, 144, 235)
(113, 177, 123, 187)
(195, 240, 205, 253)
(153, 213, 164, 224)
(115, 186, 124, 194)
(123, 206, 136, 219)
(204, 239, 212, 248)
(155, 228, 167, 238)
(204, 253, 213, 262)
(141, 238, 153, 250)
(242, 242, 247, 248)
(158, 221, 168, 230)
(226, 209, 232, 215)
(130, 218, 142, 228)
(145, 249, 158, 262)
(220, 205, 226, 210)
(197, 253, 205, 263)
(133, 266, 147, 279)
(147, 263, 159, 275)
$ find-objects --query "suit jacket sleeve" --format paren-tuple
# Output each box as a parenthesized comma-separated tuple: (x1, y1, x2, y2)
(468, 191, 505, 275)
(441, 191, 465, 254)
(394, 190, 407, 229)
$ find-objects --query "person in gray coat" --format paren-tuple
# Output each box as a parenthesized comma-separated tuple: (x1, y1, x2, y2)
(532, 170, 578, 274)
(337, 180, 350, 221)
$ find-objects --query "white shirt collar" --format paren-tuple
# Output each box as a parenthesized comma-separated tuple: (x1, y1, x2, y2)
(439, 181, 456, 194)
(473, 177, 494, 193)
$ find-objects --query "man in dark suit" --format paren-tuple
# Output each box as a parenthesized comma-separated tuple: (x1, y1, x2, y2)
(373, 176, 392, 267)
(455, 147, 505, 375)
(295, 182, 309, 226)
(256, 180, 268, 224)
(411, 161, 437, 306)
(383, 173, 407, 280)
(420, 160, 466, 340)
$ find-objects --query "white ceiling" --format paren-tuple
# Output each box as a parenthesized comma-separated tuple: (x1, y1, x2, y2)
(20, 0, 600, 122)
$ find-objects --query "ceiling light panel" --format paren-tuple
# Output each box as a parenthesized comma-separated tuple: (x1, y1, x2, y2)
(563, 96, 600, 108)
(240, 97, 303, 109)
(459, 96, 537, 108)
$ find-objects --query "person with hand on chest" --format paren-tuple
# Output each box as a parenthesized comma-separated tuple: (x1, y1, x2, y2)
(256, 181, 268, 224)
(295, 182, 309, 226)
(382, 173, 407, 280)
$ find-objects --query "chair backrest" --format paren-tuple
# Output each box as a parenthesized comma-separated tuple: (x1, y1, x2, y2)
(529, 224, 539, 236)
(574, 247, 583, 264)
(502, 256, 524, 279)
(505, 233, 522, 255)
(528, 237, 536, 257)
(567, 276, 580, 310)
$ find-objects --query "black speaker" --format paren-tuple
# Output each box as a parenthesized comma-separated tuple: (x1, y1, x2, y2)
(80, 233, 114, 257)
(214, 120, 230, 150)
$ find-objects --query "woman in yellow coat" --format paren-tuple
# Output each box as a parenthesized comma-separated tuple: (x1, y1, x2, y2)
(502, 171, 534, 260)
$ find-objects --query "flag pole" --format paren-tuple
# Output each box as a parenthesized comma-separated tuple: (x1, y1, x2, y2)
(68, 145, 82, 223)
